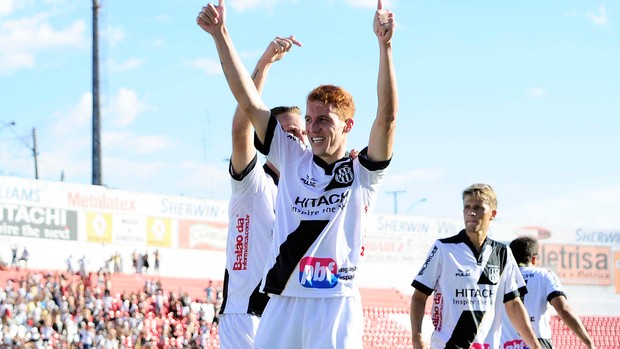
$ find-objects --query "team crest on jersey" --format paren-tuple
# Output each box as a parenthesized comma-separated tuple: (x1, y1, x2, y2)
(334, 163, 354, 184)
(325, 161, 355, 191)
(486, 264, 500, 284)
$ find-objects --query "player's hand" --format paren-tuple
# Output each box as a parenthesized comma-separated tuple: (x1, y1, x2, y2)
(258, 36, 303, 66)
(348, 148, 359, 159)
(196, 0, 226, 35)
(373, 0, 395, 44)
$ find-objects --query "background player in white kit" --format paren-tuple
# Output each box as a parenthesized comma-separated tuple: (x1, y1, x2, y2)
(197, 0, 397, 347)
(410, 183, 542, 349)
(218, 36, 304, 349)
(500, 236, 596, 349)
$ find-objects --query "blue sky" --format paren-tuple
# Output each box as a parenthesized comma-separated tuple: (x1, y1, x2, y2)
(1, 0, 618, 229)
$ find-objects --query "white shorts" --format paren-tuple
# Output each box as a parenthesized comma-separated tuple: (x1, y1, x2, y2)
(219, 313, 261, 349)
(253, 295, 363, 349)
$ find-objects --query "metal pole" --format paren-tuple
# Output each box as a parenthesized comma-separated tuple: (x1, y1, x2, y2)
(32, 127, 39, 179)
(386, 190, 406, 215)
(92, 0, 102, 185)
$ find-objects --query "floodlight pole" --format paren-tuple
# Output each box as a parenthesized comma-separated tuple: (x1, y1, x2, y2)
(92, 0, 102, 185)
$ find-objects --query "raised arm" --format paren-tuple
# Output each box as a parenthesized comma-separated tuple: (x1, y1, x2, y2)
(230, 37, 301, 174)
(367, 0, 398, 162)
(550, 296, 596, 349)
(196, 1, 300, 143)
(504, 298, 542, 349)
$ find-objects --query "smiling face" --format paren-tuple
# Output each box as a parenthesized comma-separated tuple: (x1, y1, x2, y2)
(305, 101, 353, 164)
(304, 85, 355, 164)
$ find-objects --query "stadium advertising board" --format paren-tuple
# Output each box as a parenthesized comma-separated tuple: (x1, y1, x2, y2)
(1, 176, 228, 249)
(0, 204, 77, 240)
(146, 217, 173, 248)
(615, 252, 620, 294)
(177, 220, 227, 250)
(537, 243, 611, 285)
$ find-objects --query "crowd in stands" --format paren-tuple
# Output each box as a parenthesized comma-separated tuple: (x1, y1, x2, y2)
(0, 270, 220, 349)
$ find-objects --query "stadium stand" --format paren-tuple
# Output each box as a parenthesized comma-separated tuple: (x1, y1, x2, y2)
(1, 268, 618, 349)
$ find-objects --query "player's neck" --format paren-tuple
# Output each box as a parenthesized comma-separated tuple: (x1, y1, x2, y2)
(466, 230, 488, 252)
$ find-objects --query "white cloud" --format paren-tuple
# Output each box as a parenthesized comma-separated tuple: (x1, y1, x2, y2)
(0, 13, 85, 51)
(0, 51, 35, 74)
(587, 5, 609, 26)
(0, 0, 16, 16)
(177, 160, 230, 198)
(150, 38, 165, 47)
(102, 25, 125, 47)
(107, 58, 145, 73)
(103, 131, 172, 155)
(190, 57, 223, 75)
(0, 12, 86, 73)
(503, 185, 620, 229)
(527, 87, 547, 98)
(50, 92, 92, 137)
(107, 87, 155, 127)
(101, 157, 169, 186)
(240, 49, 263, 59)
(383, 168, 445, 187)
(154, 14, 171, 23)
(30, 89, 167, 181)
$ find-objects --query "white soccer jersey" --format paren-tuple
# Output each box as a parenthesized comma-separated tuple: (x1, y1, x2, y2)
(500, 266, 565, 349)
(255, 115, 389, 298)
(412, 230, 526, 349)
(220, 155, 276, 316)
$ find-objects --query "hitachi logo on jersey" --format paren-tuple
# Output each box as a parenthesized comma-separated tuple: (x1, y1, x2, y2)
(455, 288, 494, 298)
(232, 216, 249, 270)
(502, 340, 526, 349)
(294, 191, 349, 208)
(299, 257, 339, 288)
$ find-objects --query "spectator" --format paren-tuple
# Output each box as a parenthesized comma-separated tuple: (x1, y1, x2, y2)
(204, 280, 214, 304)
(153, 249, 160, 274)
(10, 245, 18, 268)
(142, 251, 150, 274)
(19, 247, 29, 269)
(66, 254, 75, 274)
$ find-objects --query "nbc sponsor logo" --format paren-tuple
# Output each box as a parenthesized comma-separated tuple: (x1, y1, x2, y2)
(299, 257, 338, 288)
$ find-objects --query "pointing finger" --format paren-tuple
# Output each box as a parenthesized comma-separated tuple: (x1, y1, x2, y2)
(289, 35, 303, 47)
(377, 0, 383, 11)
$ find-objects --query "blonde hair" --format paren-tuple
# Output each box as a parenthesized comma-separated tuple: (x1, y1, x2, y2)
(271, 106, 301, 118)
(462, 183, 497, 210)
